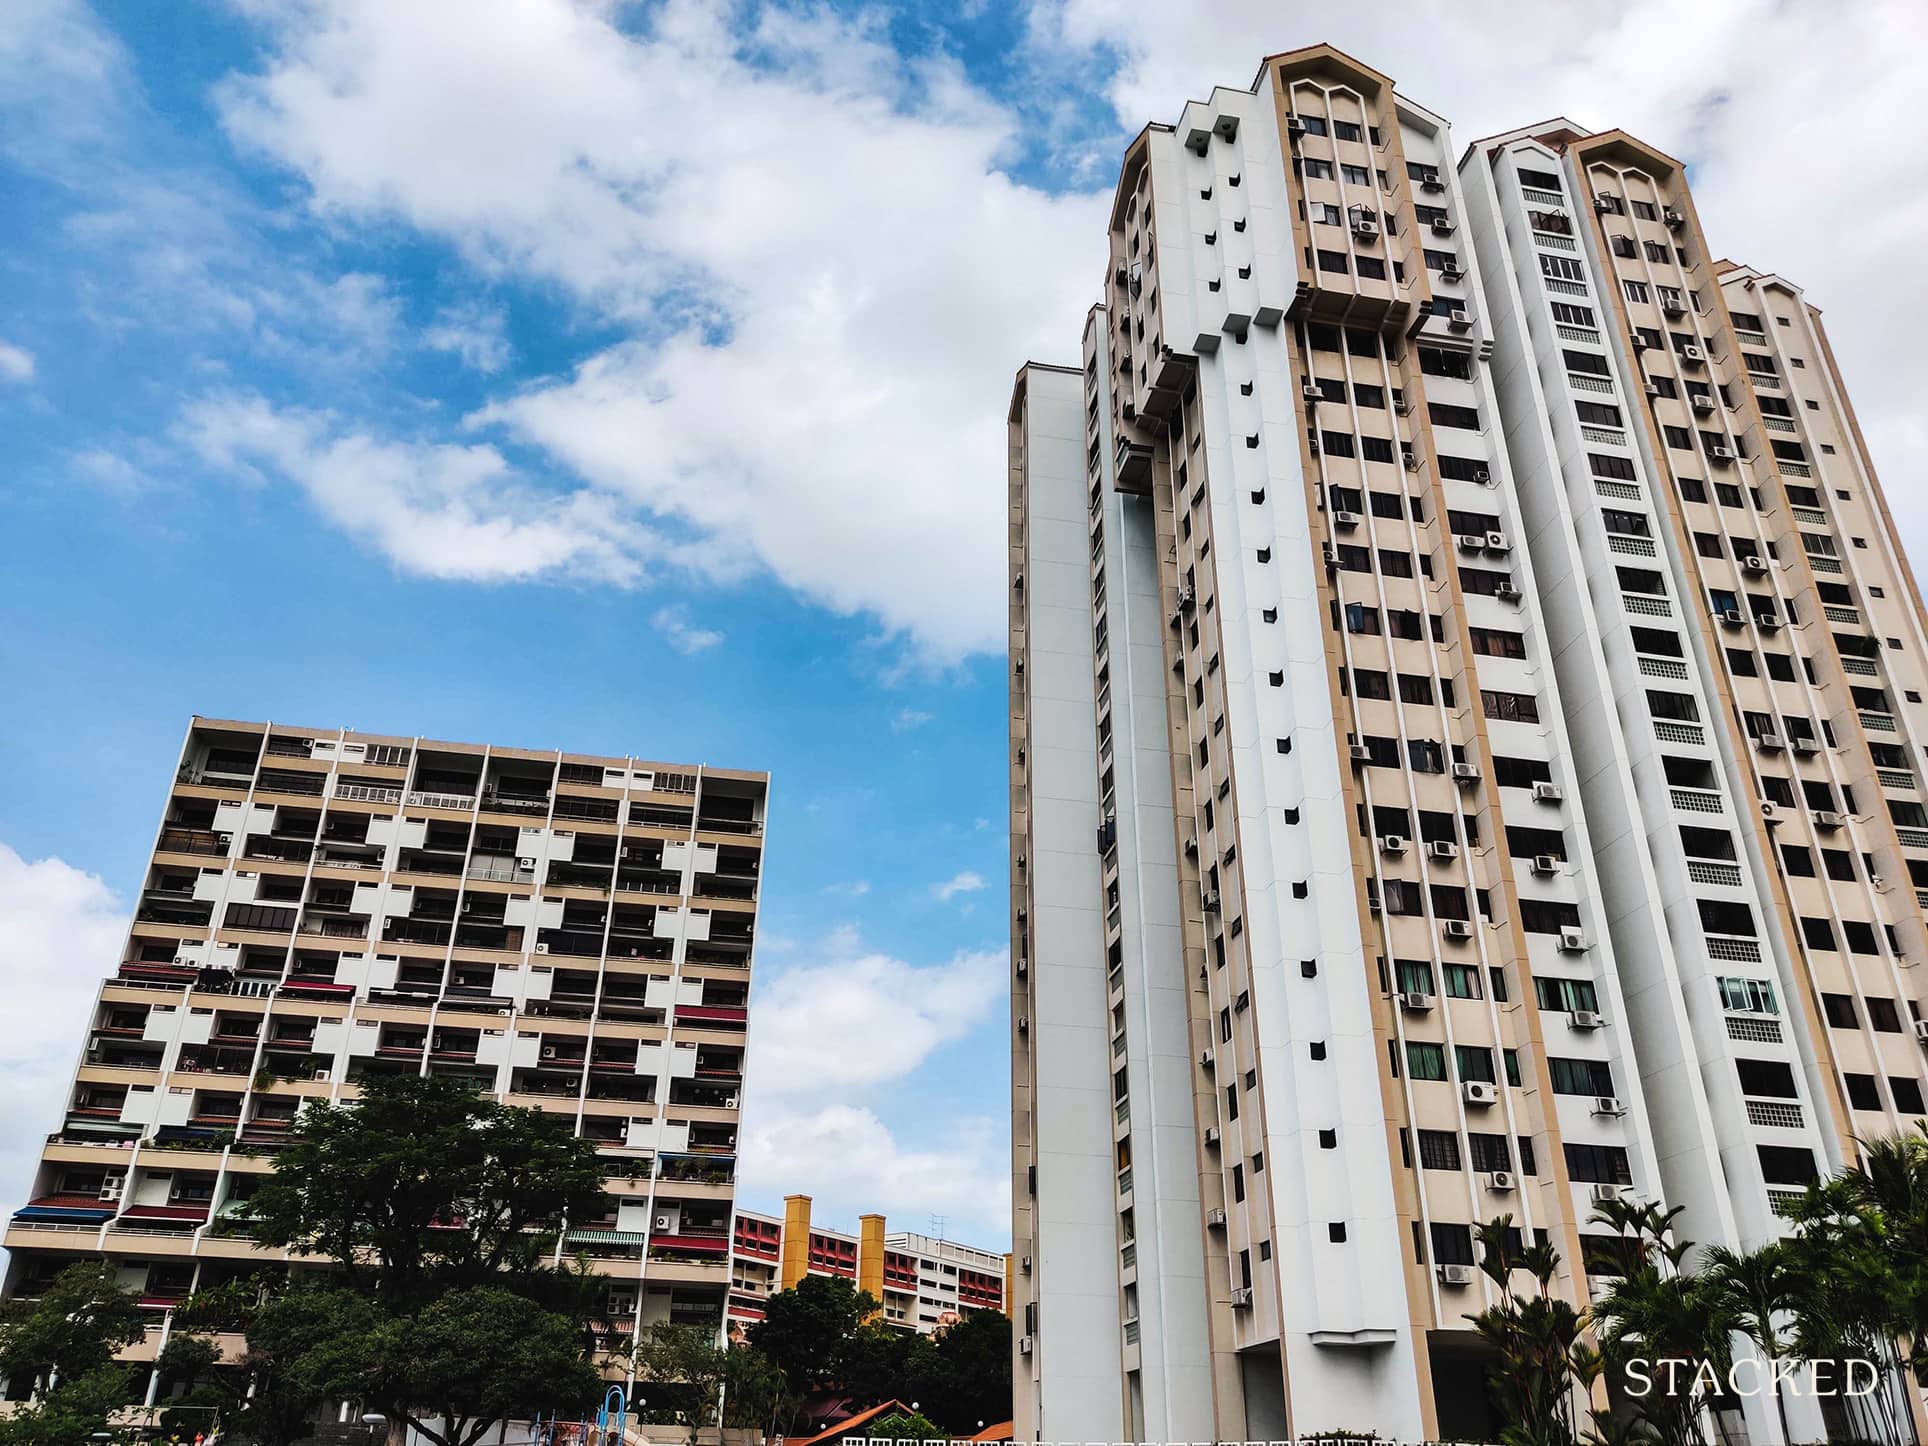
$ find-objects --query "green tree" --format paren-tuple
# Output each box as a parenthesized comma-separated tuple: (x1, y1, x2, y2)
(631, 1322, 729, 1438)
(917, 1310, 1012, 1432)
(1701, 1241, 1797, 1446)
(1588, 1200, 1729, 1446)
(866, 1408, 947, 1441)
(0, 1367, 133, 1446)
(748, 1274, 878, 1392)
(722, 1340, 794, 1434)
(343, 1287, 602, 1446)
(1464, 1217, 1593, 1446)
(0, 1262, 145, 1398)
(244, 1074, 606, 1300)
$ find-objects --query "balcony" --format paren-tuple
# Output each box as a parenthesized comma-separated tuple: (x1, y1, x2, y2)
(256, 770, 326, 798)
(479, 791, 550, 817)
(136, 893, 214, 927)
(157, 827, 228, 857)
(548, 861, 614, 892)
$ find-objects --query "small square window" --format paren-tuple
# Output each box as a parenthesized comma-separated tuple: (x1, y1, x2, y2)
(1301, 960, 1318, 979)
(1328, 1222, 1347, 1243)
(1309, 1040, 1327, 1059)
(1318, 1129, 1337, 1149)
(1276, 736, 1292, 753)
(1292, 881, 1309, 899)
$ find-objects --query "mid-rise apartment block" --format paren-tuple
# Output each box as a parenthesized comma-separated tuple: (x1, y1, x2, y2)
(727, 1194, 1008, 1337)
(1010, 43, 1928, 1445)
(4, 718, 764, 1398)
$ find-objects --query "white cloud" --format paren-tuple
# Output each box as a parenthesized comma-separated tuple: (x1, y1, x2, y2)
(889, 707, 933, 733)
(650, 604, 724, 656)
(932, 869, 987, 902)
(0, 340, 35, 382)
(1031, 0, 1928, 562)
(178, 391, 689, 585)
(821, 879, 871, 897)
(740, 932, 1008, 1241)
(211, 0, 1106, 658)
(70, 445, 152, 493)
(0, 845, 125, 1220)
(423, 299, 512, 374)
(748, 941, 1003, 1094)
(740, 1104, 1006, 1244)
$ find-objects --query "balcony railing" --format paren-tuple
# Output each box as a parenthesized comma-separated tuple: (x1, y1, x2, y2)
(157, 828, 228, 856)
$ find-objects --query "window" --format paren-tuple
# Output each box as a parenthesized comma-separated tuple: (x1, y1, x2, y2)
(1564, 1143, 1633, 1185)
(1430, 402, 1480, 430)
(1624, 279, 1650, 304)
(1482, 690, 1540, 724)
(1549, 1057, 1614, 1095)
(1541, 255, 1586, 283)
(1470, 627, 1527, 659)
(1535, 975, 1599, 1013)
(1564, 348, 1610, 377)
(1444, 963, 1482, 999)
(1551, 301, 1595, 327)
(1736, 1058, 1798, 1098)
(1406, 1041, 1447, 1080)
(1716, 977, 1778, 1015)
(1417, 1129, 1461, 1170)
(1455, 1046, 1496, 1083)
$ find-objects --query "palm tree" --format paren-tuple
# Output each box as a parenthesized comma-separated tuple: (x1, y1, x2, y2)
(1701, 1242, 1796, 1445)
(1587, 1201, 1729, 1446)
(1467, 1217, 1591, 1446)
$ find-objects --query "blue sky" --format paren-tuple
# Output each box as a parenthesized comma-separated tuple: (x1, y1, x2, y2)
(4, 0, 1927, 1249)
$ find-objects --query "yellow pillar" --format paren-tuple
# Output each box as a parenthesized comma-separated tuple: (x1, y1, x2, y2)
(779, 1194, 812, 1292)
(1002, 1251, 1014, 1316)
(857, 1213, 886, 1313)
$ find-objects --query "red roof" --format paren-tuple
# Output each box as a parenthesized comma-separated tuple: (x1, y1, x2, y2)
(790, 1401, 914, 1446)
(973, 1424, 1014, 1442)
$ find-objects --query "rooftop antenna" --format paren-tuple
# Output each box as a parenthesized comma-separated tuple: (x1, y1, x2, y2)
(929, 1214, 948, 1241)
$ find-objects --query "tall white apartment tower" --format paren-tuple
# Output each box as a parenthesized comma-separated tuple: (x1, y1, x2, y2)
(1010, 46, 1671, 1443)
(1460, 122, 1928, 1445)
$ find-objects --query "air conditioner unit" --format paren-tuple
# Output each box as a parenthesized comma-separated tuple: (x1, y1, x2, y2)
(1349, 744, 1373, 763)
(1230, 1285, 1253, 1308)
(1379, 834, 1409, 855)
(1353, 220, 1381, 241)
(1791, 738, 1819, 755)
(1691, 394, 1716, 413)
(1871, 873, 1888, 891)
(1571, 1009, 1605, 1030)
(1484, 1170, 1517, 1193)
(1442, 919, 1474, 940)
(1456, 533, 1486, 552)
(1447, 309, 1472, 331)
(541, 1045, 558, 1060)
(1302, 382, 1325, 403)
(1333, 510, 1361, 530)
(1495, 582, 1522, 601)
(1593, 193, 1616, 213)
(1662, 298, 1687, 317)
(1431, 218, 1455, 236)
(1533, 782, 1565, 802)
(1644, 382, 1662, 398)
(1755, 614, 1780, 632)
(1813, 810, 1845, 830)
(1591, 1182, 1629, 1204)
(1761, 800, 1782, 823)
(723, 1094, 739, 1109)
(1176, 583, 1197, 611)
(1471, 467, 1493, 485)
(461, 899, 478, 913)
(1756, 730, 1784, 751)
(1663, 206, 1685, 229)
(1532, 854, 1560, 876)
(1207, 1206, 1227, 1227)
(1428, 840, 1459, 861)
(1400, 990, 1435, 1012)
(1019, 1335, 1034, 1356)
(517, 857, 536, 870)
(1709, 443, 1735, 461)
(98, 1178, 125, 1202)
(1420, 171, 1444, 192)
(1022, 1254, 1033, 1273)
(534, 942, 549, 953)
(1017, 1016, 1029, 1033)
(1201, 889, 1222, 912)
(655, 1214, 674, 1230)
(1560, 926, 1591, 952)
(1441, 266, 1464, 284)
(1592, 1095, 1627, 1117)
(1402, 451, 1422, 473)
(1913, 1019, 1928, 1044)
(1321, 544, 1340, 567)
(1719, 609, 1746, 627)
(1743, 556, 1768, 573)
(1463, 1080, 1498, 1106)
(1204, 1125, 1221, 1146)
(1437, 1263, 1476, 1285)
(1485, 530, 1510, 552)
(1451, 762, 1481, 782)
(1682, 345, 1705, 363)
(1394, 397, 1414, 417)
(1286, 116, 1307, 137)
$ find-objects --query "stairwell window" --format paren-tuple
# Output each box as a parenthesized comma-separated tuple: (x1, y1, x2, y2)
(1482, 690, 1540, 724)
